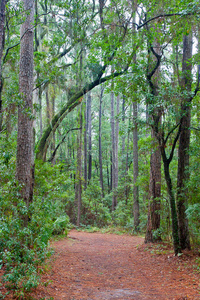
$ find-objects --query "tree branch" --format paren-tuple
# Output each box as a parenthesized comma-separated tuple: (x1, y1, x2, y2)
(33, 79, 49, 91)
(3, 42, 20, 64)
(168, 124, 181, 164)
(190, 64, 200, 100)
(36, 51, 133, 161)
(3, 23, 36, 64)
(48, 127, 81, 162)
(137, 12, 197, 30)
(191, 126, 200, 131)
(164, 122, 180, 144)
(147, 46, 162, 84)
(190, 127, 200, 131)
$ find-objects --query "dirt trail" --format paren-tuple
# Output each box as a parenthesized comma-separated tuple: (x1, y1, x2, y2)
(32, 230, 199, 300)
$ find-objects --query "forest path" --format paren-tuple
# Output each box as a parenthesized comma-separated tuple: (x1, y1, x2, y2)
(33, 230, 199, 300)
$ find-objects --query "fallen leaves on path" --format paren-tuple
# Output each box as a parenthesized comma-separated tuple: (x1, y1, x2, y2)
(2, 230, 200, 299)
(33, 230, 199, 300)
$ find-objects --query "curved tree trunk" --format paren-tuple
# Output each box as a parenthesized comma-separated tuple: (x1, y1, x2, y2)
(36, 67, 129, 161)
(145, 34, 162, 242)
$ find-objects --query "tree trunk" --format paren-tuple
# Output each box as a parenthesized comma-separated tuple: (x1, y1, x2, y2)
(125, 105, 131, 204)
(131, 3, 140, 229)
(111, 91, 117, 210)
(99, 85, 104, 197)
(51, 89, 56, 164)
(76, 106, 82, 227)
(87, 91, 92, 183)
(161, 149, 181, 255)
(16, 0, 35, 210)
(0, 0, 6, 131)
(46, 86, 50, 125)
(133, 101, 140, 230)
(121, 96, 126, 174)
(107, 160, 110, 192)
(84, 97, 87, 190)
(115, 95, 119, 202)
(176, 33, 193, 250)
(145, 34, 162, 242)
(39, 87, 42, 137)
(145, 36, 180, 254)
(145, 130, 161, 242)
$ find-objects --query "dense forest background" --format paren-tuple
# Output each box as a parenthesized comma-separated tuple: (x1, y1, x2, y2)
(0, 0, 200, 296)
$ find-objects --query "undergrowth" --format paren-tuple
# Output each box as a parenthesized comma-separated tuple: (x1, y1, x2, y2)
(75, 224, 145, 237)
(0, 160, 71, 299)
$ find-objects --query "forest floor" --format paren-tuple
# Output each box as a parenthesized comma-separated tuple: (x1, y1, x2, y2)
(1, 229, 200, 299)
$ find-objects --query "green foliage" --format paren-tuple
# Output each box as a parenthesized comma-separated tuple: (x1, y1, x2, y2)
(0, 196, 52, 295)
(112, 201, 132, 227)
(0, 160, 71, 297)
(186, 204, 200, 245)
(81, 181, 112, 227)
(188, 135, 200, 204)
(34, 161, 71, 234)
(52, 215, 69, 235)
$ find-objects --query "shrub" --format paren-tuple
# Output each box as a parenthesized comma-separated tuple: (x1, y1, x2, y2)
(0, 198, 52, 296)
(0, 160, 71, 297)
(112, 201, 132, 227)
(52, 215, 70, 235)
(80, 182, 112, 227)
(186, 204, 200, 245)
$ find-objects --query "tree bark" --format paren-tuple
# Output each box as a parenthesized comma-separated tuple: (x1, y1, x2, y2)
(84, 97, 87, 190)
(38, 86, 42, 137)
(115, 95, 119, 203)
(107, 160, 110, 193)
(121, 95, 126, 163)
(131, 2, 140, 229)
(125, 105, 131, 203)
(87, 91, 92, 183)
(145, 32, 162, 242)
(99, 85, 104, 198)
(111, 91, 117, 210)
(46, 86, 50, 125)
(145, 24, 180, 253)
(76, 106, 82, 227)
(145, 130, 161, 242)
(0, 0, 6, 131)
(133, 101, 140, 231)
(110, 150, 112, 194)
(176, 33, 193, 250)
(50, 89, 56, 164)
(161, 148, 181, 255)
(16, 0, 35, 210)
